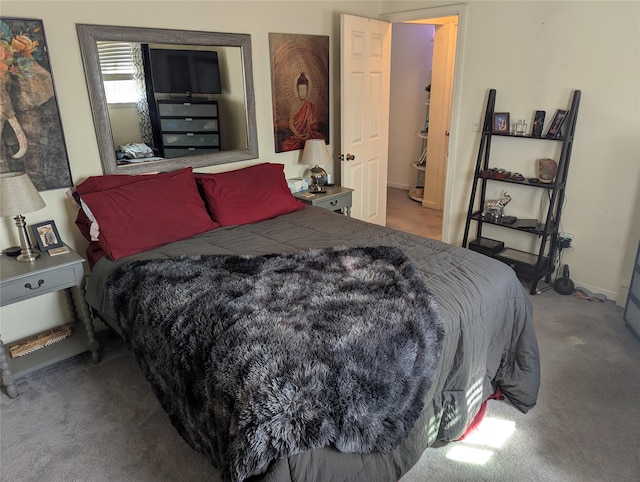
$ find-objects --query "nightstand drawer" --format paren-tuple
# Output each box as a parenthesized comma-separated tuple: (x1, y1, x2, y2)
(1, 265, 82, 305)
(314, 195, 350, 212)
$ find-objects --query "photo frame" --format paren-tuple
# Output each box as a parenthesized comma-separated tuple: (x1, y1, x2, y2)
(31, 220, 64, 251)
(545, 109, 567, 138)
(532, 110, 546, 137)
(493, 112, 510, 134)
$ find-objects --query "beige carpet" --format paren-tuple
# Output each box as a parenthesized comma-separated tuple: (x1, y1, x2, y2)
(386, 187, 442, 240)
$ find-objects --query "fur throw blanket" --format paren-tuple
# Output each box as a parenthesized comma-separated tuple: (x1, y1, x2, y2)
(107, 246, 445, 481)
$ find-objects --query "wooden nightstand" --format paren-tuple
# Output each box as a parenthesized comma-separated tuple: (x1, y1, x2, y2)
(0, 246, 100, 398)
(293, 186, 354, 216)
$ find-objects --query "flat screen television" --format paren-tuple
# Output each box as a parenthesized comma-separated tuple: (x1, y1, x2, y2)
(149, 48, 221, 95)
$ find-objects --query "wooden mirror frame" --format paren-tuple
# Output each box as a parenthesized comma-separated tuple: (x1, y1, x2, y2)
(76, 24, 258, 174)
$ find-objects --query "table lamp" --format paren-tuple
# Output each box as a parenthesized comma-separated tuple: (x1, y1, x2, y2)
(301, 139, 331, 193)
(0, 172, 46, 262)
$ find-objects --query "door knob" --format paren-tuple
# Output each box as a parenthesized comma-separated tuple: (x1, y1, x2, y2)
(338, 153, 355, 161)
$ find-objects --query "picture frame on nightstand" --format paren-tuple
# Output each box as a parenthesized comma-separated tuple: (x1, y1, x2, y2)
(31, 220, 64, 252)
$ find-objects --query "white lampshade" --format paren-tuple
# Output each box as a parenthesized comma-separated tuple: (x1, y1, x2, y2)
(0, 172, 46, 216)
(0, 172, 46, 262)
(301, 139, 331, 166)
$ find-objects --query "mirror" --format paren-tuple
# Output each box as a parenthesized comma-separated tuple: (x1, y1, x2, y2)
(76, 24, 258, 174)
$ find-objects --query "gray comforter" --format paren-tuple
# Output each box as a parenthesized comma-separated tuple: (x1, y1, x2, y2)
(86, 206, 540, 482)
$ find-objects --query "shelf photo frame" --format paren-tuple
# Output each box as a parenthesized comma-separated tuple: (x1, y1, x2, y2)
(493, 112, 510, 133)
(31, 220, 64, 251)
(545, 109, 567, 138)
(532, 110, 546, 137)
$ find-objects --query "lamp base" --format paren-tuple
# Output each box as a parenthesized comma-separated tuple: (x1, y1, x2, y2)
(308, 184, 326, 194)
(309, 165, 327, 193)
(13, 214, 40, 263)
(17, 249, 40, 263)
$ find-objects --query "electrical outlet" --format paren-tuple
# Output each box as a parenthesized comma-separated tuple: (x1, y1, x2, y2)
(558, 232, 573, 249)
(472, 118, 481, 132)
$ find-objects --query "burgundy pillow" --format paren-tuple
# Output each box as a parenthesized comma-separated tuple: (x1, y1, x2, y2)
(75, 172, 159, 195)
(195, 163, 306, 226)
(74, 208, 93, 242)
(80, 167, 219, 260)
(74, 172, 162, 241)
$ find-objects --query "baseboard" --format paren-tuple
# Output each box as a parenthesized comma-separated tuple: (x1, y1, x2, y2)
(387, 182, 410, 190)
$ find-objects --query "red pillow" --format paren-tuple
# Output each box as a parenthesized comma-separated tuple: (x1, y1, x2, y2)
(195, 163, 306, 226)
(81, 167, 219, 260)
(75, 172, 159, 195)
(74, 172, 161, 241)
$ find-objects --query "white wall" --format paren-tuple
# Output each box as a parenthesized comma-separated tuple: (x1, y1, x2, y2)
(388, 23, 434, 190)
(381, 0, 640, 302)
(0, 0, 380, 342)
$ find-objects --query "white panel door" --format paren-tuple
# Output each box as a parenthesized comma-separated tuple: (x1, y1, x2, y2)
(340, 14, 391, 225)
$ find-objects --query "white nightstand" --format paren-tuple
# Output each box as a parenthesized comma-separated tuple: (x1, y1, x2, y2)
(0, 246, 100, 398)
(293, 186, 354, 216)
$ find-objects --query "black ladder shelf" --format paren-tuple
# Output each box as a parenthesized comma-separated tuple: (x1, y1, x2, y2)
(462, 89, 581, 294)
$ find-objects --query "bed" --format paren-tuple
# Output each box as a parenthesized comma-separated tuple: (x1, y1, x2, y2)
(74, 163, 540, 482)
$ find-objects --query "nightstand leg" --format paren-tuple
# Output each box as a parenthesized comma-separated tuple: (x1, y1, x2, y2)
(72, 285, 101, 364)
(0, 337, 18, 399)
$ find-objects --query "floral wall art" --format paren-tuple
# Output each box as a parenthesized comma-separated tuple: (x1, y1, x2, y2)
(0, 18, 71, 190)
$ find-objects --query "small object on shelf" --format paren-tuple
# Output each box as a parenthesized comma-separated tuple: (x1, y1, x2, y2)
(538, 158, 558, 183)
(545, 109, 567, 138)
(516, 219, 538, 229)
(492, 112, 510, 133)
(469, 237, 504, 256)
(509, 172, 525, 181)
(481, 168, 511, 180)
(532, 110, 546, 137)
(482, 191, 511, 220)
(515, 120, 527, 136)
(8, 324, 72, 358)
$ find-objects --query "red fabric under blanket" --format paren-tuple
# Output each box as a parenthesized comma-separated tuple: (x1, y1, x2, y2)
(457, 387, 505, 441)
(85, 242, 105, 270)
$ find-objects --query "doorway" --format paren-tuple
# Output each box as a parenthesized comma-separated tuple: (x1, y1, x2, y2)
(381, 6, 465, 243)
